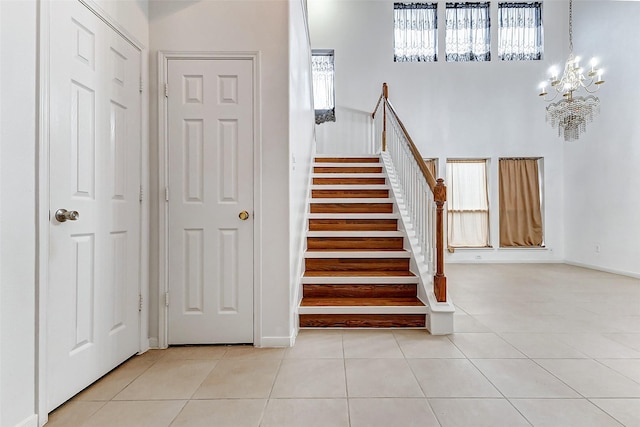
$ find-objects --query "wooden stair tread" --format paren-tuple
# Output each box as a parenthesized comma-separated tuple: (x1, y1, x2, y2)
(308, 222, 399, 231)
(303, 270, 416, 277)
(312, 173, 387, 179)
(304, 250, 409, 257)
(315, 157, 380, 163)
(311, 184, 389, 189)
(313, 177, 386, 185)
(307, 231, 404, 237)
(311, 190, 390, 199)
(301, 297, 424, 307)
(308, 213, 398, 218)
(299, 314, 425, 328)
(310, 198, 393, 203)
(306, 248, 403, 252)
(314, 167, 383, 173)
(303, 284, 417, 298)
(310, 204, 393, 214)
(314, 163, 382, 168)
(306, 236, 404, 251)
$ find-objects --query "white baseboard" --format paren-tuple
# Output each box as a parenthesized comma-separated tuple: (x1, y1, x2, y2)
(446, 259, 564, 264)
(14, 414, 38, 427)
(564, 260, 640, 279)
(258, 335, 295, 348)
(148, 337, 159, 349)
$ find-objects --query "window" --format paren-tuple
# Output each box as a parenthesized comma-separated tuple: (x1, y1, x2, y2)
(499, 158, 543, 247)
(446, 159, 490, 247)
(423, 158, 438, 179)
(498, 2, 543, 61)
(445, 2, 491, 62)
(311, 50, 335, 124)
(394, 3, 438, 62)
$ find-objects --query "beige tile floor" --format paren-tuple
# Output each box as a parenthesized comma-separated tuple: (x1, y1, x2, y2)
(47, 264, 640, 426)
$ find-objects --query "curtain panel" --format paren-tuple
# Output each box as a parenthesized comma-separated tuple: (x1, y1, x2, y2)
(499, 158, 543, 247)
(498, 2, 543, 61)
(445, 2, 491, 62)
(311, 53, 336, 124)
(394, 3, 438, 62)
(446, 160, 490, 247)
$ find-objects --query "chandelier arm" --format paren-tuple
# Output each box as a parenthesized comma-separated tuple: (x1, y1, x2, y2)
(540, 91, 560, 102)
(582, 84, 601, 94)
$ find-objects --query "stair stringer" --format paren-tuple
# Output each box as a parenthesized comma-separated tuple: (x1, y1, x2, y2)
(380, 151, 455, 335)
(292, 149, 318, 341)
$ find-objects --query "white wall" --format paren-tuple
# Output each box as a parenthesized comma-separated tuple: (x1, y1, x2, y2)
(0, 3, 37, 425)
(308, 0, 567, 263)
(564, 2, 640, 277)
(148, 0, 294, 345)
(288, 0, 316, 335)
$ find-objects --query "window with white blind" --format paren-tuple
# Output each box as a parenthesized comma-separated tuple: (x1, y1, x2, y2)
(498, 2, 543, 61)
(311, 50, 336, 124)
(394, 3, 438, 62)
(445, 2, 491, 62)
(446, 159, 490, 247)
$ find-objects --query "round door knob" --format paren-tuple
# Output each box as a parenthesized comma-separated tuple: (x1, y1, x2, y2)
(238, 210, 250, 221)
(55, 209, 80, 223)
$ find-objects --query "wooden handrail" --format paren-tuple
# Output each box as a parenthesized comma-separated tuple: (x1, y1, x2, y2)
(371, 93, 384, 119)
(382, 98, 438, 191)
(371, 84, 438, 192)
(372, 82, 447, 303)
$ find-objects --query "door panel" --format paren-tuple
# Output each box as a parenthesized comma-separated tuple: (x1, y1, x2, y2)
(167, 59, 254, 344)
(47, 0, 141, 411)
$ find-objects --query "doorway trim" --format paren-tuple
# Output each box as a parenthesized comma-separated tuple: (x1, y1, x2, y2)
(156, 51, 263, 349)
(37, 1, 148, 424)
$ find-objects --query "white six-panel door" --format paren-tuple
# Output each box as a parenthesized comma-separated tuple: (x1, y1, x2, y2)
(167, 59, 254, 344)
(47, 1, 141, 411)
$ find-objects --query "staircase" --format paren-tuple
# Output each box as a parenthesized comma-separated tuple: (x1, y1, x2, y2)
(299, 156, 427, 328)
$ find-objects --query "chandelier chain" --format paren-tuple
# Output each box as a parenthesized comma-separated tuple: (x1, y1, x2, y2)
(568, 0, 573, 53)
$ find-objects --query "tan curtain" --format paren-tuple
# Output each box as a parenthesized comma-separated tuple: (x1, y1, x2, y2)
(423, 158, 437, 180)
(499, 158, 543, 247)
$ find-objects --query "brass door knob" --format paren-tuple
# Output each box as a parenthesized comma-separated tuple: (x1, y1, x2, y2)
(238, 210, 250, 220)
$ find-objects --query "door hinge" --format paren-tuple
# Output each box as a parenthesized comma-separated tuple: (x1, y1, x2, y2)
(165, 292, 169, 307)
(164, 83, 168, 98)
(165, 187, 169, 202)
(139, 76, 143, 93)
(139, 185, 144, 202)
(138, 294, 143, 312)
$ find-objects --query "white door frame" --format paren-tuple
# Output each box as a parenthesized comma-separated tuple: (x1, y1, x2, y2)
(37, 1, 148, 424)
(157, 51, 263, 349)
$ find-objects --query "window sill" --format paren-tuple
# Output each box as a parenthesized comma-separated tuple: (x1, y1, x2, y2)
(447, 246, 493, 253)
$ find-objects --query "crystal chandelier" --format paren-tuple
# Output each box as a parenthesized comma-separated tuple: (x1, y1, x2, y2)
(538, 0, 605, 142)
